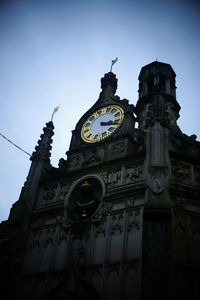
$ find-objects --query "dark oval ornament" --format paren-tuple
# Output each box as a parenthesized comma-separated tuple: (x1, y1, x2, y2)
(64, 175, 105, 222)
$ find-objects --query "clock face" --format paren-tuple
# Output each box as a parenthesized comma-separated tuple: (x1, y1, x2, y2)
(65, 176, 105, 222)
(81, 105, 124, 143)
(74, 180, 100, 219)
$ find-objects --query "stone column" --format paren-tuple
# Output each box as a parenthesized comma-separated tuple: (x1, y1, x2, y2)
(141, 97, 172, 299)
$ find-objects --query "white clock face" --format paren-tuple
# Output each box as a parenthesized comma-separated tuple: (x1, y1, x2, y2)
(81, 105, 124, 143)
(91, 113, 114, 134)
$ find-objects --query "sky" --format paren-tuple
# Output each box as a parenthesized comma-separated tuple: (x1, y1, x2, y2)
(0, 0, 200, 222)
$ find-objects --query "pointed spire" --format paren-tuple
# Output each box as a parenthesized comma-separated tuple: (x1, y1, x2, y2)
(31, 121, 54, 163)
(100, 72, 118, 98)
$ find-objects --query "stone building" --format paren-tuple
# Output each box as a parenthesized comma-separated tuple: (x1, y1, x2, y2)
(0, 61, 200, 300)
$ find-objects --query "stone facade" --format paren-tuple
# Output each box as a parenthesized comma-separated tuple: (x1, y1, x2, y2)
(0, 61, 200, 300)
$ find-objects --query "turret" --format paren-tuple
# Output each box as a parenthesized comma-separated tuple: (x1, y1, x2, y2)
(135, 61, 180, 130)
(138, 61, 176, 98)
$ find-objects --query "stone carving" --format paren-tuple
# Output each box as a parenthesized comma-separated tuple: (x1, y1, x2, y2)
(102, 202, 113, 214)
(41, 184, 58, 203)
(68, 154, 81, 168)
(171, 163, 190, 183)
(107, 264, 120, 276)
(146, 95, 170, 128)
(126, 165, 142, 183)
(44, 189, 56, 201)
(111, 213, 123, 234)
(57, 183, 71, 201)
(44, 227, 56, 247)
(91, 201, 112, 223)
(84, 150, 101, 167)
(98, 172, 108, 184)
(31, 230, 42, 249)
(174, 167, 188, 182)
(147, 166, 169, 194)
(56, 215, 63, 222)
(127, 198, 135, 207)
(127, 210, 140, 231)
(94, 218, 107, 237)
(45, 247, 101, 300)
(110, 141, 126, 156)
(57, 226, 68, 244)
(69, 246, 96, 296)
(173, 211, 187, 234)
(125, 263, 138, 273)
(107, 170, 122, 188)
(87, 156, 101, 166)
(174, 197, 186, 207)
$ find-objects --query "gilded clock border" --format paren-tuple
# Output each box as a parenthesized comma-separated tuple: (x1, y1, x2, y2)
(81, 105, 124, 143)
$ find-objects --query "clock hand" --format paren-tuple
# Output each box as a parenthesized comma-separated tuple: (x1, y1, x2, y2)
(100, 120, 114, 126)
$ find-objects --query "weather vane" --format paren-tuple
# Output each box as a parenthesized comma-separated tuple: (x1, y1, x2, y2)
(51, 105, 60, 121)
(110, 57, 118, 72)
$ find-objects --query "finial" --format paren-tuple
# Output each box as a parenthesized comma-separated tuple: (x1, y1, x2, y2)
(51, 105, 60, 122)
(110, 57, 118, 72)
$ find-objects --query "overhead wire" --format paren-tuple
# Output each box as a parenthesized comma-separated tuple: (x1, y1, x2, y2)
(0, 132, 31, 157)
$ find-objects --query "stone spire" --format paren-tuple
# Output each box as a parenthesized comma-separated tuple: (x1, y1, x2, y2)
(31, 121, 54, 163)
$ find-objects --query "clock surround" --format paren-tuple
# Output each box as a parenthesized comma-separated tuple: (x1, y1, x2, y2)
(81, 104, 124, 143)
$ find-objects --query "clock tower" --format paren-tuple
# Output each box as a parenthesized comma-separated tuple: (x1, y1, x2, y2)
(59, 71, 136, 172)
(0, 61, 200, 300)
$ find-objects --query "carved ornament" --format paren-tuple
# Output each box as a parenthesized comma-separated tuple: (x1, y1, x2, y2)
(125, 165, 142, 183)
(110, 141, 126, 156)
(41, 184, 58, 203)
(98, 172, 108, 184)
(147, 166, 169, 194)
(107, 170, 122, 188)
(173, 167, 189, 183)
(111, 213, 123, 234)
(127, 210, 140, 231)
(68, 154, 81, 169)
(57, 183, 71, 201)
(31, 230, 42, 249)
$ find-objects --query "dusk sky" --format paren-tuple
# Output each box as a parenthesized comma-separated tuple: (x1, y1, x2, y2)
(0, 0, 200, 221)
